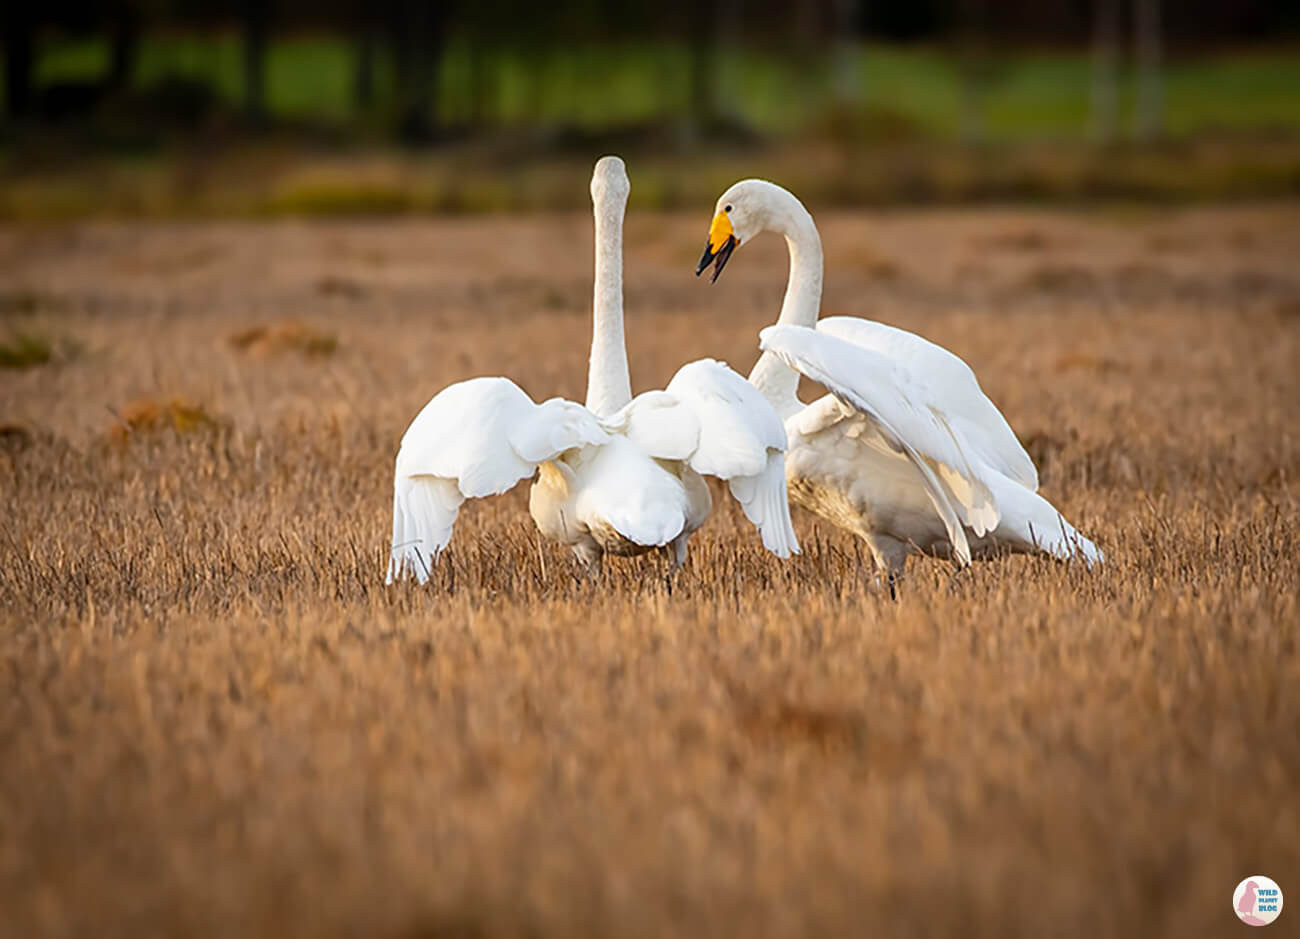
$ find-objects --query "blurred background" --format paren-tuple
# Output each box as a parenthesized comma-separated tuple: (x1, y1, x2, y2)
(2, 0, 1298, 216)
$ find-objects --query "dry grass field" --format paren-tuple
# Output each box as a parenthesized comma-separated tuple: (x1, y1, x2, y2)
(1, 204, 1298, 938)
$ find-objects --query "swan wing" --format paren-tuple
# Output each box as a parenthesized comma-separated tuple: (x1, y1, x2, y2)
(603, 390, 702, 461)
(815, 316, 1039, 492)
(612, 359, 799, 558)
(761, 325, 1014, 565)
(389, 377, 609, 583)
(664, 360, 782, 477)
(787, 396, 975, 567)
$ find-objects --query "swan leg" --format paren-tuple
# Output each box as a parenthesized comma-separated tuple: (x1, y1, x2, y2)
(866, 571, 899, 600)
(866, 535, 910, 602)
(573, 542, 603, 582)
(658, 537, 690, 597)
(668, 533, 691, 573)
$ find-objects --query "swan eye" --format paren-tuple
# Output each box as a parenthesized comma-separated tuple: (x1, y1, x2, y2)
(724, 205, 732, 213)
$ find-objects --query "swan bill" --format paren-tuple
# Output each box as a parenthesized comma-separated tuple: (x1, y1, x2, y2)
(695, 233, 738, 282)
(696, 210, 739, 282)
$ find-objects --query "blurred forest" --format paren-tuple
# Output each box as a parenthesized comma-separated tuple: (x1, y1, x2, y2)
(3, 1, 1300, 214)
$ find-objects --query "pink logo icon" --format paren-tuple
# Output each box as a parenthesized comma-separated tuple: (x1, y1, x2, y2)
(1234, 875, 1284, 927)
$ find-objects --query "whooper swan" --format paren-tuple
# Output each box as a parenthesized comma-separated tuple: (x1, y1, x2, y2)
(387, 160, 798, 583)
(695, 179, 1101, 594)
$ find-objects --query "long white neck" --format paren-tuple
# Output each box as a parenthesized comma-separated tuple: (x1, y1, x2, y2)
(746, 188, 823, 418)
(585, 178, 633, 417)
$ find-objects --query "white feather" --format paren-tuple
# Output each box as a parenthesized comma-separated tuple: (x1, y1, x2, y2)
(816, 316, 1039, 491)
(390, 159, 805, 586)
(613, 358, 800, 558)
(760, 324, 994, 558)
(708, 177, 1102, 577)
(388, 377, 610, 583)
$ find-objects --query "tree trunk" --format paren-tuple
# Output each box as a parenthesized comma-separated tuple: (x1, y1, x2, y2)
(107, 4, 139, 93)
(3, 8, 35, 120)
(1090, 0, 1119, 144)
(831, 0, 862, 106)
(957, 0, 986, 147)
(242, 0, 270, 124)
(687, 12, 719, 129)
(467, 27, 493, 127)
(392, 0, 448, 143)
(354, 29, 376, 113)
(959, 64, 983, 146)
(1133, 0, 1163, 141)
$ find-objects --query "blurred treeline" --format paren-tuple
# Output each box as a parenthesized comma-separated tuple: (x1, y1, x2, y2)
(5, 1, 1299, 143)
(3, 2, 1300, 216)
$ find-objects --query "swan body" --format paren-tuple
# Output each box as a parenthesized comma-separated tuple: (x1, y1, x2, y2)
(388, 160, 798, 584)
(389, 360, 796, 583)
(697, 179, 1101, 583)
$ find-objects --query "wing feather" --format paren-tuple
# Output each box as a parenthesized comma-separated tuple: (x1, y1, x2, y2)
(604, 390, 701, 462)
(615, 359, 799, 557)
(389, 377, 608, 582)
(816, 316, 1038, 491)
(760, 325, 1016, 563)
(664, 360, 777, 478)
(727, 450, 801, 558)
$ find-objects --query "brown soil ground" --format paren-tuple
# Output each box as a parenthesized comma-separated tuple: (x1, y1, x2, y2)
(1, 205, 1298, 938)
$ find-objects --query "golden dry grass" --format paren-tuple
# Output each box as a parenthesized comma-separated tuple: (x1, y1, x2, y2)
(1, 206, 1298, 938)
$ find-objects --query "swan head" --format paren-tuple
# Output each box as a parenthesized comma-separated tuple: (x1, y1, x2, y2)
(591, 155, 630, 206)
(696, 179, 813, 282)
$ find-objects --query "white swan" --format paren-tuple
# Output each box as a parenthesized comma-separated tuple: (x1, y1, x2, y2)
(695, 179, 1101, 592)
(387, 159, 798, 584)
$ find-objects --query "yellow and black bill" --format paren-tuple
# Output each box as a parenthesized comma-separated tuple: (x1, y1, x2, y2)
(695, 211, 738, 283)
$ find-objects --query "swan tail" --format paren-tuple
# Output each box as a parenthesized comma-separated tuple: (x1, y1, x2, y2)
(1043, 515, 1104, 567)
(990, 482, 1103, 568)
(388, 475, 465, 584)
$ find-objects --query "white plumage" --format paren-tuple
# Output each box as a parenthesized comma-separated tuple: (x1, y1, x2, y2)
(697, 179, 1101, 588)
(812, 316, 1039, 491)
(388, 365, 798, 584)
(609, 359, 800, 559)
(388, 378, 609, 582)
(388, 159, 798, 584)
